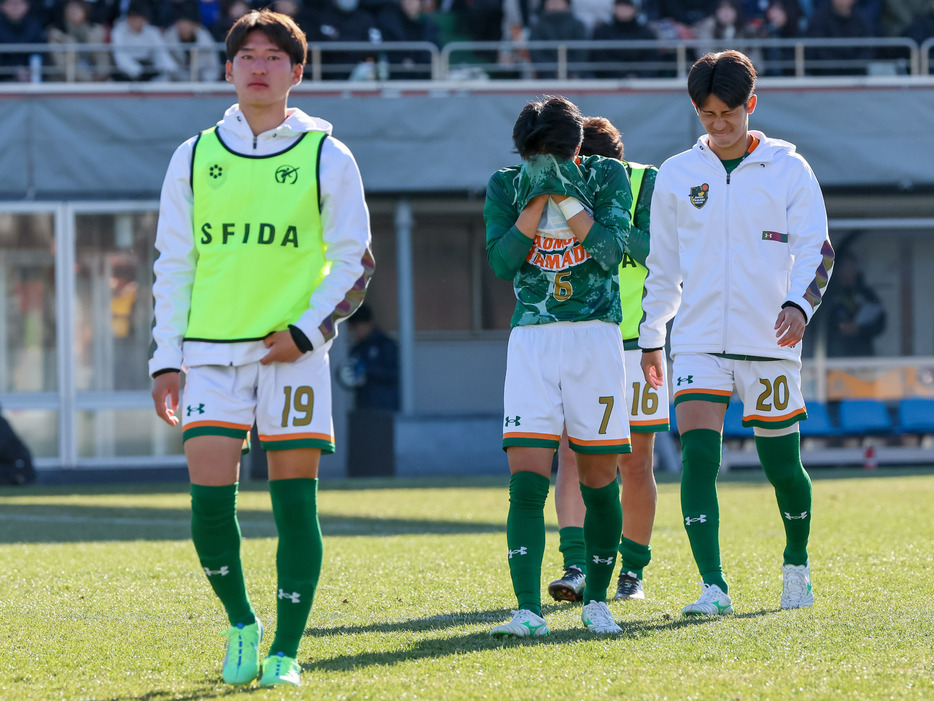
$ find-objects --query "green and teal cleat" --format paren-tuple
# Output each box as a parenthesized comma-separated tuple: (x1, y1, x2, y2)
(490, 609, 550, 638)
(682, 583, 733, 616)
(260, 652, 302, 687)
(221, 618, 263, 685)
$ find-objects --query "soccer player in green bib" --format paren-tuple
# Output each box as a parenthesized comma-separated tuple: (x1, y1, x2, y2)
(485, 96, 633, 636)
(548, 116, 670, 605)
(150, 9, 373, 687)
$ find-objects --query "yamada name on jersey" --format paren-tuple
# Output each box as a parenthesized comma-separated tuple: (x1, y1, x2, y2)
(527, 235, 592, 271)
(199, 221, 301, 247)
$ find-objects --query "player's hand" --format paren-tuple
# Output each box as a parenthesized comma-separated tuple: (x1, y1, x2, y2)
(152, 371, 181, 427)
(261, 330, 303, 365)
(775, 306, 806, 347)
(516, 194, 550, 239)
(641, 350, 665, 389)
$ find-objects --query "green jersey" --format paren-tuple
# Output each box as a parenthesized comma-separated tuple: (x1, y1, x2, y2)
(485, 154, 632, 327)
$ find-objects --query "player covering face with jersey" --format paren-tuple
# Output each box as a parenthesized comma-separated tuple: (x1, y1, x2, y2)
(484, 96, 634, 637)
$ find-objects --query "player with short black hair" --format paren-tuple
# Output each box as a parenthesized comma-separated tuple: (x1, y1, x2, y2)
(640, 50, 834, 616)
(150, 9, 373, 687)
(485, 95, 633, 637)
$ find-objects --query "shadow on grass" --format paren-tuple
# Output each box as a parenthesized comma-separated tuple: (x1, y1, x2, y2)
(301, 606, 779, 672)
(0, 502, 510, 544)
(109, 679, 270, 701)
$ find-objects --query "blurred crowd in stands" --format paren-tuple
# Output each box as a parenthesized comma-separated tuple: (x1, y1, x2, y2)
(1, 0, 933, 81)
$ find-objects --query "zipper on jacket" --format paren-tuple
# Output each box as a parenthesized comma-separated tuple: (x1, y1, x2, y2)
(722, 169, 730, 353)
(253, 135, 258, 150)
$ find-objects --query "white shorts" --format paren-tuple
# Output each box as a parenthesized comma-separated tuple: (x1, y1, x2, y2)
(625, 349, 670, 433)
(671, 352, 806, 429)
(503, 321, 631, 454)
(182, 348, 335, 453)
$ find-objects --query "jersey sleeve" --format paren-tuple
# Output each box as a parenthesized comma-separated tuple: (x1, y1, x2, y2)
(485, 169, 535, 281)
(149, 138, 198, 376)
(785, 155, 834, 323)
(292, 136, 375, 349)
(578, 158, 630, 271)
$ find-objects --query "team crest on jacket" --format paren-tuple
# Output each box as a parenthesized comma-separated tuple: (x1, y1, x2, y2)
(689, 184, 709, 209)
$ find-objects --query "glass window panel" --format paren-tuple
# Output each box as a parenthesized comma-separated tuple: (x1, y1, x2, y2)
(77, 409, 183, 458)
(0, 212, 57, 393)
(75, 211, 158, 391)
(4, 409, 58, 459)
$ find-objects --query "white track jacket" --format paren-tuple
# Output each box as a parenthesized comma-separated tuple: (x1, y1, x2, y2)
(639, 130, 833, 361)
(149, 105, 373, 376)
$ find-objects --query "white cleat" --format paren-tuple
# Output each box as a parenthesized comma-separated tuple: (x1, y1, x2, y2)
(581, 600, 622, 634)
(781, 562, 814, 609)
(490, 609, 550, 637)
(681, 583, 734, 616)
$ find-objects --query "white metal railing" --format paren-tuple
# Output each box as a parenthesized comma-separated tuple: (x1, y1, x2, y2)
(0, 41, 440, 83)
(0, 36, 925, 83)
(442, 37, 921, 79)
(922, 37, 934, 76)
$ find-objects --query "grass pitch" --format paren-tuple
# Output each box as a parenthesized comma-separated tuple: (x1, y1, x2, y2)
(1, 467, 933, 700)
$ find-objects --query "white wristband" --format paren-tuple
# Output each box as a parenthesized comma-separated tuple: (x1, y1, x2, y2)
(556, 196, 585, 221)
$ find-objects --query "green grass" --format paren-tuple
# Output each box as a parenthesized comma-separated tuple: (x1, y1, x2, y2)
(1, 468, 933, 700)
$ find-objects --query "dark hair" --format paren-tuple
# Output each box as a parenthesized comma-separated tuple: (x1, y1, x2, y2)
(580, 116, 624, 160)
(687, 50, 757, 109)
(348, 303, 373, 325)
(512, 95, 584, 161)
(225, 9, 307, 66)
(126, 0, 151, 20)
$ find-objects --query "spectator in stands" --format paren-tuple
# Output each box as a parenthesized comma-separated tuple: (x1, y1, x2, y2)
(211, 0, 250, 40)
(806, 0, 875, 74)
(825, 253, 886, 357)
(897, 0, 934, 39)
(590, 0, 661, 77)
(441, 0, 503, 44)
(47, 0, 110, 81)
(271, 0, 318, 34)
(693, 0, 755, 54)
(575, 0, 614, 34)
(748, 0, 802, 75)
(196, 0, 222, 29)
(111, 0, 179, 80)
(654, 0, 716, 27)
(377, 0, 440, 77)
(0, 0, 46, 82)
(164, 5, 221, 80)
(306, 0, 383, 79)
(528, 0, 589, 78)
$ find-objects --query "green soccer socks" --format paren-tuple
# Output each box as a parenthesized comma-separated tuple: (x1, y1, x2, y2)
(580, 480, 623, 603)
(680, 429, 729, 594)
(756, 433, 812, 566)
(268, 478, 323, 659)
(190, 483, 256, 626)
(505, 471, 551, 617)
(557, 526, 586, 571)
(618, 537, 652, 580)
